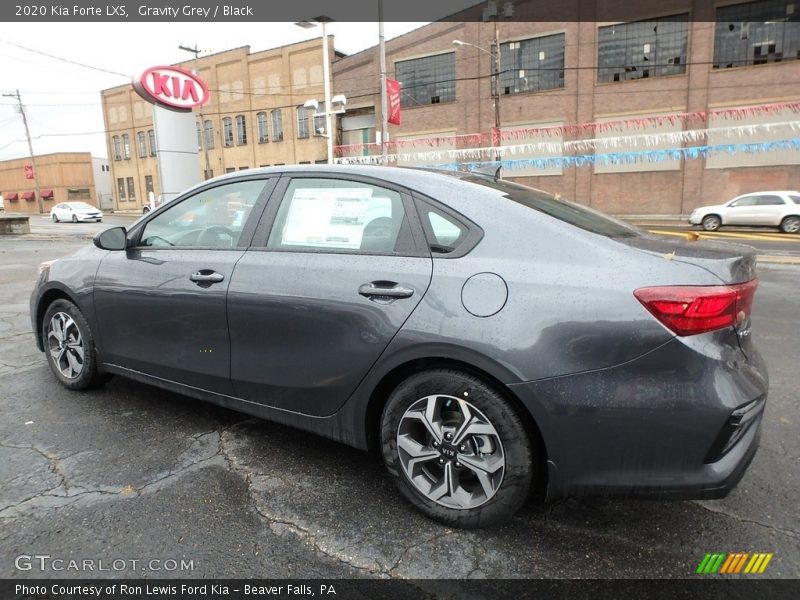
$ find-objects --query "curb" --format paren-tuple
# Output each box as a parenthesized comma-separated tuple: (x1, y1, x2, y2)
(757, 255, 800, 265)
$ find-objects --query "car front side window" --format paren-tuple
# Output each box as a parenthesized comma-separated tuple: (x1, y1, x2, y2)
(139, 180, 266, 248)
(729, 196, 757, 207)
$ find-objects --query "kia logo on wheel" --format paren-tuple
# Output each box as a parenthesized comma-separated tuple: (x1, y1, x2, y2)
(133, 66, 210, 111)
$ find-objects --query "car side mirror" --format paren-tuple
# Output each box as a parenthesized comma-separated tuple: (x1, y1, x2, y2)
(93, 226, 127, 251)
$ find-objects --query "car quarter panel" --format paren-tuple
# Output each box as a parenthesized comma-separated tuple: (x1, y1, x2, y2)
(30, 245, 107, 352)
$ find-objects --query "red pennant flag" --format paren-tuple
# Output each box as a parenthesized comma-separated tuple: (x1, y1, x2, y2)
(386, 79, 401, 125)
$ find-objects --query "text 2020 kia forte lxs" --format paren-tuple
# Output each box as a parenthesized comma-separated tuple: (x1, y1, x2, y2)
(31, 166, 768, 528)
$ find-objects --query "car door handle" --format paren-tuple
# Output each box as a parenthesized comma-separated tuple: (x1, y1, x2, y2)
(190, 270, 225, 284)
(358, 281, 414, 300)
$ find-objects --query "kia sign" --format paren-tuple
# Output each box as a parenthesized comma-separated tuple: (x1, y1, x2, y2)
(24, 165, 34, 179)
(133, 66, 209, 111)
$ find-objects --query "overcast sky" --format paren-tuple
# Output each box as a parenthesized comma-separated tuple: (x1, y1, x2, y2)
(0, 21, 436, 161)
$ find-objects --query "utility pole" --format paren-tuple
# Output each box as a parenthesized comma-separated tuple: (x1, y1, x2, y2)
(2, 89, 43, 213)
(379, 0, 389, 164)
(321, 21, 334, 164)
(178, 44, 212, 179)
(492, 17, 501, 164)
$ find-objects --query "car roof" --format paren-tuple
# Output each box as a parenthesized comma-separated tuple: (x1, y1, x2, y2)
(735, 190, 800, 196)
(184, 165, 528, 210)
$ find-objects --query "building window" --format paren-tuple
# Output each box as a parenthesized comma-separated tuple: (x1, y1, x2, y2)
(117, 177, 126, 201)
(257, 111, 269, 143)
(598, 14, 689, 83)
(196, 122, 202, 149)
(67, 188, 90, 201)
(500, 33, 565, 94)
(271, 109, 283, 142)
(126, 177, 136, 200)
(395, 52, 456, 107)
(236, 114, 247, 145)
(297, 106, 310, 139)
(204, 120, 215, 149)
(121, 133, 131, 160)
(148, 130, 157, 156)
(225, 167, 236, 173)
(714, 0, 800, 69)
(145, 175, 154, 196)
(223, 117, 234, 147)
(137, 131, 147, 158)
(313, 102, 326, 136)
(112, 136, 121, 161)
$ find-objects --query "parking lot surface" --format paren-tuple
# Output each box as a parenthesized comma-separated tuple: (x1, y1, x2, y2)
(1, 230, 798, 579)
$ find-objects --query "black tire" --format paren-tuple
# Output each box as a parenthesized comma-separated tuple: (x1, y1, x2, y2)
(42, 299, 111, 391)
(142, 206, 150, 214)
(702, 214, 721, 231)
(780, 215, 800, 234)
(380, 369, 534, 528)
(71, 215, 77, 223)
(52, 214, 58, 223)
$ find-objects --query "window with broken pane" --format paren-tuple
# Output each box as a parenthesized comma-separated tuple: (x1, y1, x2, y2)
(598, 15, 689, 83)
(500, 33, 565, 94)
(713, 0, 800, 69)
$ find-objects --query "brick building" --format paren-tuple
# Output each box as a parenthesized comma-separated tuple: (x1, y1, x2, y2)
(331, 0, 800, 215)
(101, 38, 340, 212)
(0, 152, 109, 214)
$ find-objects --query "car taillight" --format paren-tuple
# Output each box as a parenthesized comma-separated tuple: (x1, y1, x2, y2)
(633, 279, 758, 336)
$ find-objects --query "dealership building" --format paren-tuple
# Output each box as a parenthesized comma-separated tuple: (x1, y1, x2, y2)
(101, 38, 339, 212)
(0, 153, 111, 214)
(101, 0, 800, 215)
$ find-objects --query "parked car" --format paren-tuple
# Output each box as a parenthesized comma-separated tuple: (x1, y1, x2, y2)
(50, 202, 103, 223)
(30, 166, 767, 527)
(688, 191, 800, 233)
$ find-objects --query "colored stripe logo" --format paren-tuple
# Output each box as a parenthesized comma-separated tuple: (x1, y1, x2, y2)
(696, 552, 773, 574)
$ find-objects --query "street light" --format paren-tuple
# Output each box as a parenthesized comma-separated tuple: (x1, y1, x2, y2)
(296, 17, 335, 164)
(452, 39, 502, 164)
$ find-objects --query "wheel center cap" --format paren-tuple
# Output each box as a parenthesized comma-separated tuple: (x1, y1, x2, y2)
(439, 444, 458, 460)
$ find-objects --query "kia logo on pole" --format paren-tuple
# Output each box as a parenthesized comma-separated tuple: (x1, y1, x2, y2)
(133, 66, 210, 111)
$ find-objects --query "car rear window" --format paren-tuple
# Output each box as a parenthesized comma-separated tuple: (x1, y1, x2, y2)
(445, 172, 639, 238)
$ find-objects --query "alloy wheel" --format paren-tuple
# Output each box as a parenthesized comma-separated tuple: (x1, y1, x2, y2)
(396, 394, 505, 509)
(782, 216, 800, 234)
(702, 216, 721, 231)
(46, 312, 85, 379)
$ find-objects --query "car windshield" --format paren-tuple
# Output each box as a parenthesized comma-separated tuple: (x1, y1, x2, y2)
(68, 202, 95, 210)
(439, 171, 639, 238)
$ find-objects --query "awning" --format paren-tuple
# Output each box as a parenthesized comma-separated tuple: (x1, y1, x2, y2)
(41, 189, 54, 199)
(4, 192, 19, 201)
(22, 191, 35, 201)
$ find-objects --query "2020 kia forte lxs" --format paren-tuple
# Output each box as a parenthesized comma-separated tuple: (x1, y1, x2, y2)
(31, 166, 768, 527)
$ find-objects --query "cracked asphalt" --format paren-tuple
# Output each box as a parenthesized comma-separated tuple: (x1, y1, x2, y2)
(1, 225, 798, 579)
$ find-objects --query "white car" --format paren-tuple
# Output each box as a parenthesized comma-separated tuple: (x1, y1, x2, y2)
(689, 191, 800, 233)
(50, 202, 103, 223)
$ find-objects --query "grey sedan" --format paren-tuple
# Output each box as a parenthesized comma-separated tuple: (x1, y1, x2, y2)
(30, 166, 768, 527)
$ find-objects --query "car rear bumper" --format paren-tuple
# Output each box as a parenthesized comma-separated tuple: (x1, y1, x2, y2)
(508, 333, 768, 501)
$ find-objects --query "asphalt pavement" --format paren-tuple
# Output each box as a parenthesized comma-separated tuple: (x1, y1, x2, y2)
(0, 222, 798, 580)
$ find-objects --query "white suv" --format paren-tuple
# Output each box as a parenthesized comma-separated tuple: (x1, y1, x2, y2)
(689, 191, 800, 233)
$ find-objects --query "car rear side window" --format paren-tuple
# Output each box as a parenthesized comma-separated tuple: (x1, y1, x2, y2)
(267, 178, 410, 254)
(755, 195, 785, 206)
(424, 208, 467, 253)
(790, 195, 800, 205)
